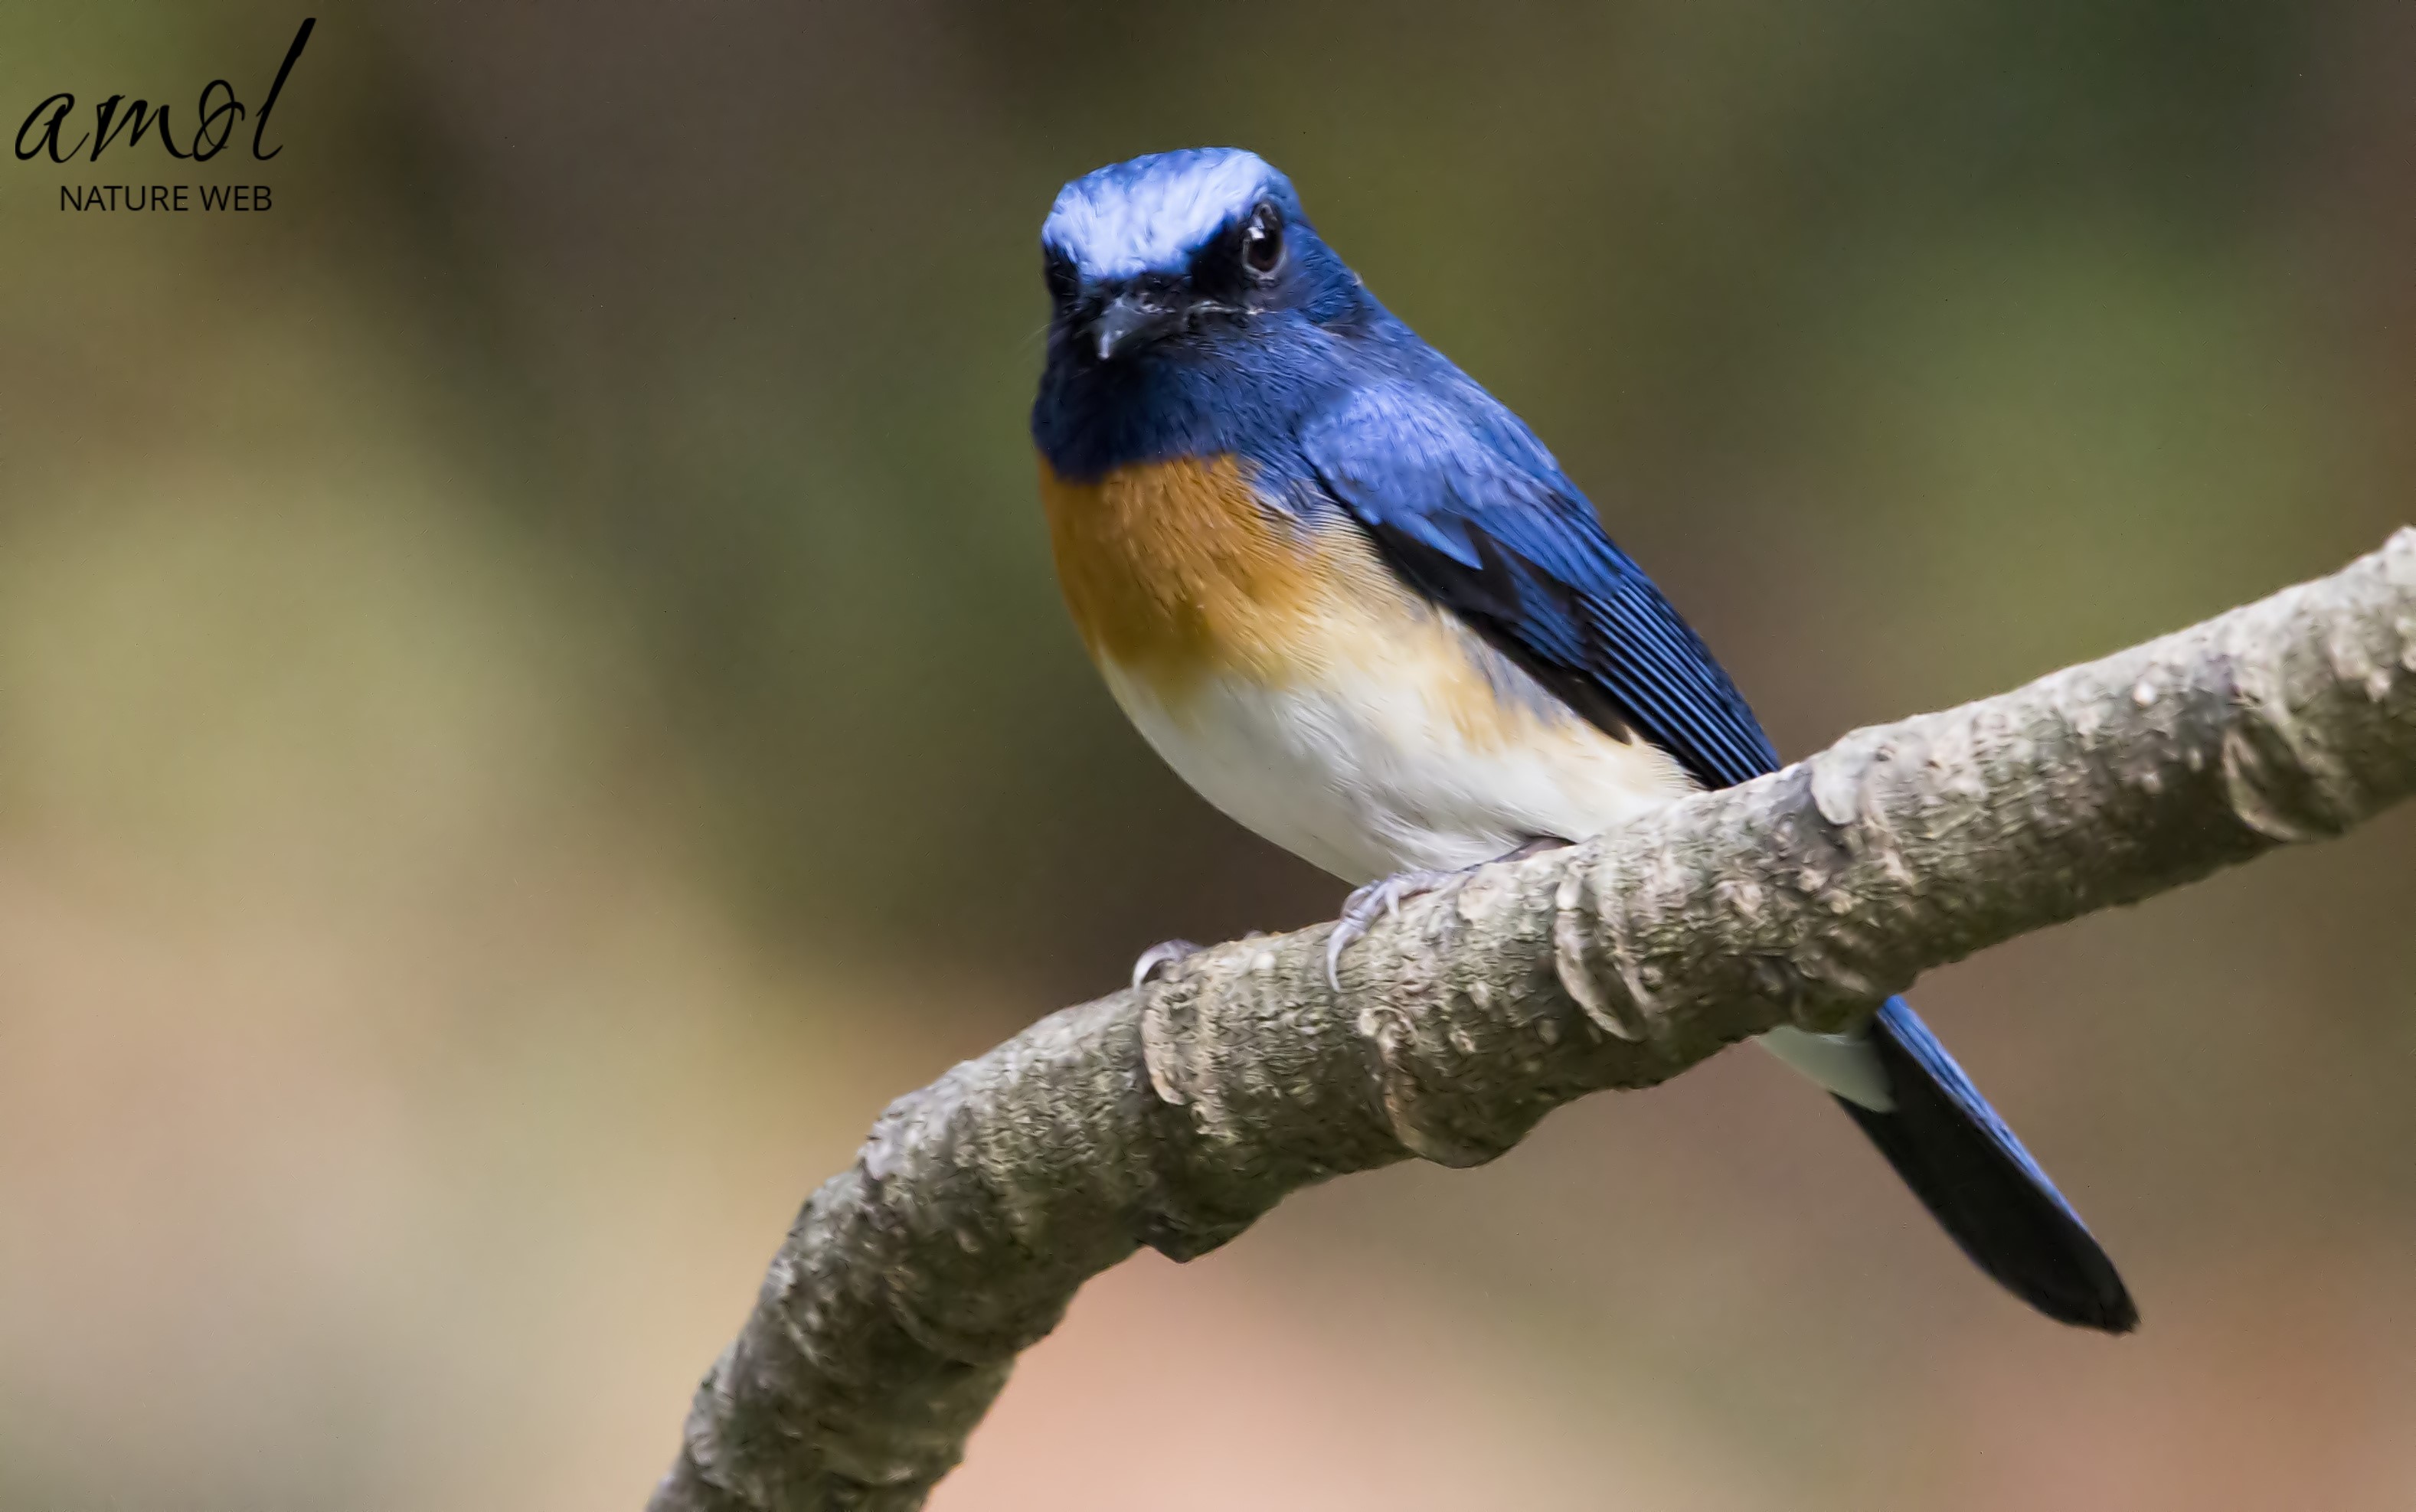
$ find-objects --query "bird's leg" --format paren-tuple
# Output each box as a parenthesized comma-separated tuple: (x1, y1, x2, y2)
(1130, 939, 1203, 990)
(1325, 870, 1460, 989)
(1326, 837, 1572, 989)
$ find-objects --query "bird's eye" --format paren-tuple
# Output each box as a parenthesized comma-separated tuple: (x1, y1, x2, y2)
(1241, 203, 1283, 277)
(1044, 248, 1077, 304)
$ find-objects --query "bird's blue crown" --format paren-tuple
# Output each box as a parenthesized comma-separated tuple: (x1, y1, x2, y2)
(1041, 148, 1298, 282)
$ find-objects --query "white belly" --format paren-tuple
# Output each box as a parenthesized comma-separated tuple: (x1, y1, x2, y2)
(1097, 632, 1695, 886)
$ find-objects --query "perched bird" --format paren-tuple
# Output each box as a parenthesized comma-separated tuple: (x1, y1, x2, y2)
(1030, 146, 2135, 1332)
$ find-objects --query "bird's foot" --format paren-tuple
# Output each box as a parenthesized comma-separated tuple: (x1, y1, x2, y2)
(1325, 838, 1576, 991)
(1130, 939, 1203, 990)
(1326, 870, 1466, 990)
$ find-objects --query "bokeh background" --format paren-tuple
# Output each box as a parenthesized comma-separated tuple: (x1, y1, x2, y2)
(3, 3, 2413, 1507)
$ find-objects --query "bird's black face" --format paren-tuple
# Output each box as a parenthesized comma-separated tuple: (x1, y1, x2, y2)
(1046, 199, 1298, 364)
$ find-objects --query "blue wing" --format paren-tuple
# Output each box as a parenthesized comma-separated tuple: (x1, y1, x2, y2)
(1299, 377, 1780, 791)
(1298, 373, 2135, 1332)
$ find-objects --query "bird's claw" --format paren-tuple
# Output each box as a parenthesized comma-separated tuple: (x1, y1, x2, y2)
(1130, 939, 1203, 990)
(1325, 869, 1463, 991)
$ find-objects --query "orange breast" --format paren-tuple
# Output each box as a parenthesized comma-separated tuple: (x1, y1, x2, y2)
(1040, 452, 1386, 691)
(1038, 451, 1597, 759)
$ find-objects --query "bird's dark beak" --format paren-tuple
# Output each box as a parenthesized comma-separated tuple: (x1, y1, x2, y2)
(1091, 289, 1179, 361)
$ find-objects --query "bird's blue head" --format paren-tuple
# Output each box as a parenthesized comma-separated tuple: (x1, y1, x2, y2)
(1039, 148, 1366, 368)
(1033, 149, 1388, 477)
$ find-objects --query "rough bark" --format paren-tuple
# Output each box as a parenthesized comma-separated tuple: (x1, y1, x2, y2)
(651, 529, 2416, 1512)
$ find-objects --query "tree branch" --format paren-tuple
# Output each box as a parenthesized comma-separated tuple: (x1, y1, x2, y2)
(650, 529, 2416, 1512)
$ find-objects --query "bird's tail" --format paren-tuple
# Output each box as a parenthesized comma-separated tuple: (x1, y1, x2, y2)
(1836, 998, 2137, 1333)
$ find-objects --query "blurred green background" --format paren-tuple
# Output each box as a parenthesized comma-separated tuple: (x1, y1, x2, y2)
(2, 3, 2413, 1508)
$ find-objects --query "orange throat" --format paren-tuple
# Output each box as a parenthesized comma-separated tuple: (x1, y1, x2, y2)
(1038, 452, 1342, 691)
